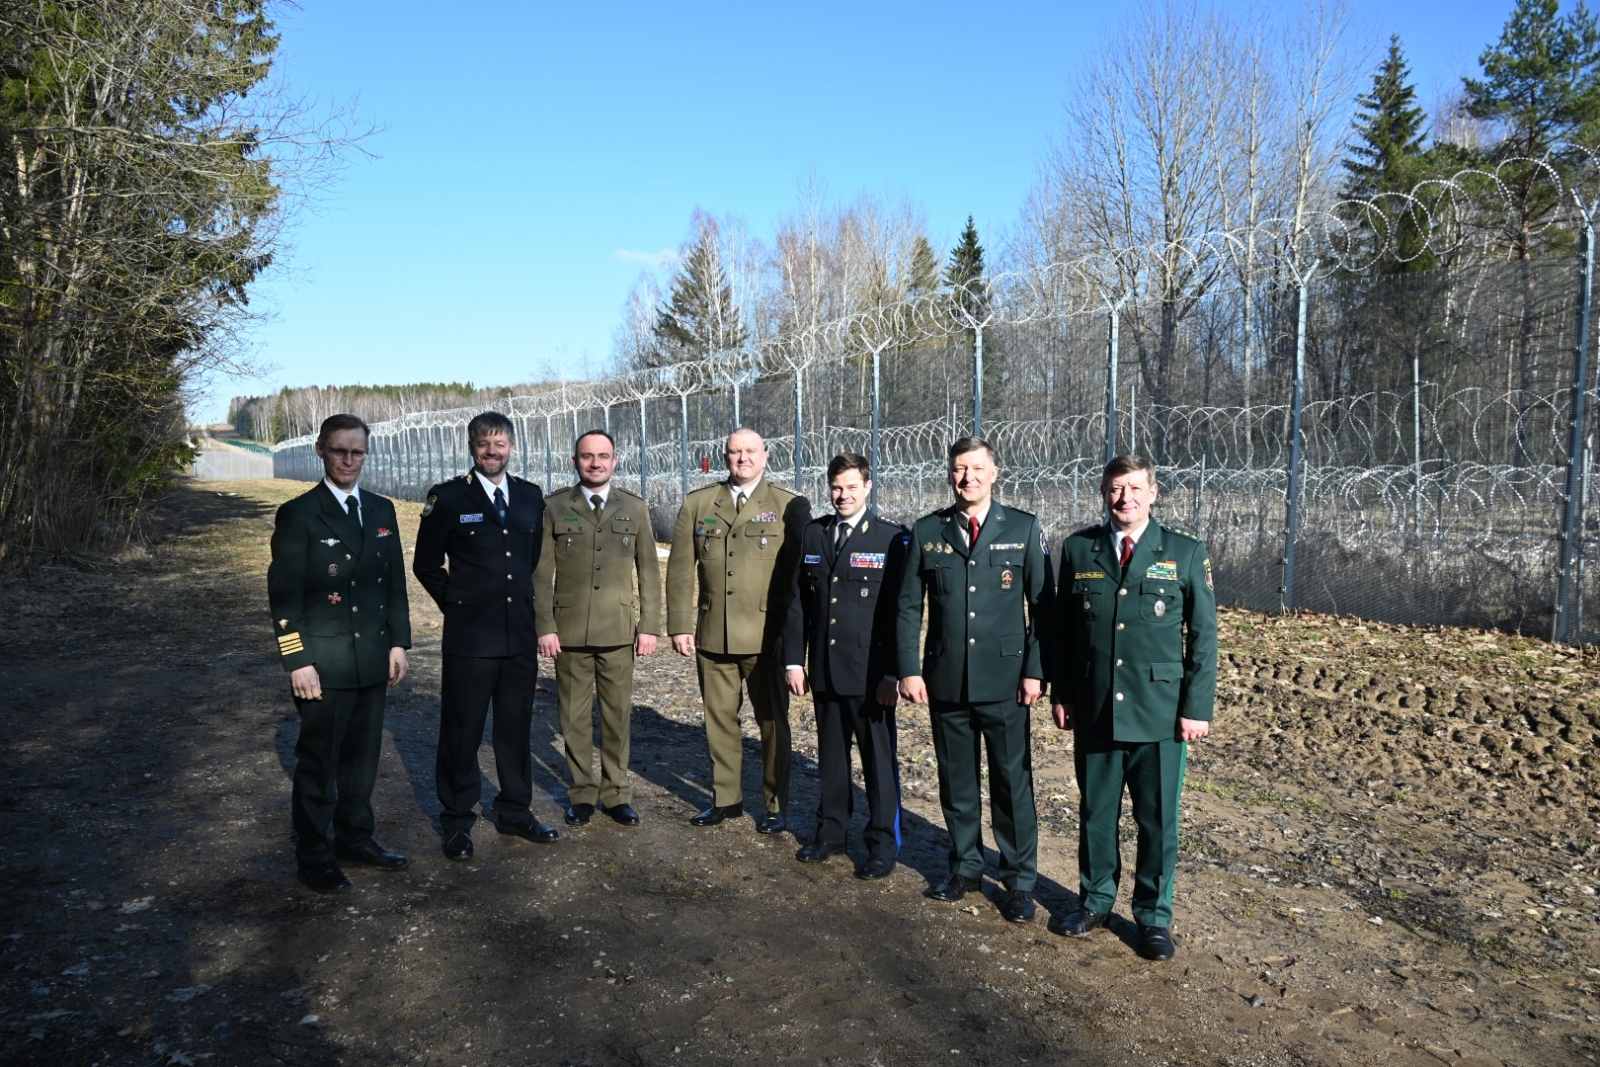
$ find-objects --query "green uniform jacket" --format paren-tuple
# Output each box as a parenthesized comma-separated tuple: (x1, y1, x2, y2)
(1053, 521, 1217, 742)
(665, 478, 811, 656)
(267, 483, 412, 689)
(533, 484, 664, 646)
(895, 503, 1054, 704)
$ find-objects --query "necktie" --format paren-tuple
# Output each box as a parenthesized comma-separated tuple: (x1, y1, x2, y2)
(835, 519, 852, 554)
(493, 487, 506, 525)
(968, 515, 980, 550)
(345, 494, 360, 526)
(736, 491, 747, 515)
(1119, 535, 1135, 571)
(590, 493, 604, 524)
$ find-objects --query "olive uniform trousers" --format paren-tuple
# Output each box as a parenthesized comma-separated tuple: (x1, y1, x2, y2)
(696, 650, 791, 813)
(557, 643, 637, 807)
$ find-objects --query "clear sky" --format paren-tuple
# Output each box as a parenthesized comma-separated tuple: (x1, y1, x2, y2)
(204, 0, 1520, 423)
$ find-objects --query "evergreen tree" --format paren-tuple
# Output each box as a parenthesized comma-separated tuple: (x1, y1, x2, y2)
(1345, 36, 1428, 199)
(907, 235, 940, 298)
(944, 217, 987, 324)
(653, 223, 747, 364)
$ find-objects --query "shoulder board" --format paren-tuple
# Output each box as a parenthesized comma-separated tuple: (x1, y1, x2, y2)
(1163, 524, 1200, 542)
(613, 485, 645, 501)
(998, 503, 1038, 520)
(1069, 523, 1105, 539)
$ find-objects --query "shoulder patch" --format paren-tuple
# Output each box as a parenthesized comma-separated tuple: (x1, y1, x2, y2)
(422, 494, 438, 517)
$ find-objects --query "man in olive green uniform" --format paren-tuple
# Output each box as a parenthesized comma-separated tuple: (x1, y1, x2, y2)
(898, 437, 1053, 922)
(667, 427, 811, 832)
(268, 414, 412, 894)
(1051, 455, 1217, 961)
(535, 430, 664, 827)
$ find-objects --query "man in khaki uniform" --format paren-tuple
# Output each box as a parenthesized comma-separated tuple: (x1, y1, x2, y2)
(667, 427, 811, 832)
(534, 430, 664, 827)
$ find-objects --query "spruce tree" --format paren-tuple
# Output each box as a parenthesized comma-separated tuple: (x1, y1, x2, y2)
(1345, 36, 1428, 200)
(944, 217, 987, 323)
(653, 225, 747, 364)
(907, 235, 940, 298)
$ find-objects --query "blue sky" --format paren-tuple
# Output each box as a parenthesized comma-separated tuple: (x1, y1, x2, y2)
(206, 0, 1519, 423)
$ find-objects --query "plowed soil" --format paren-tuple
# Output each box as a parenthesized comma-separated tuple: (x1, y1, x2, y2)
(1, 479, 1596, 1067)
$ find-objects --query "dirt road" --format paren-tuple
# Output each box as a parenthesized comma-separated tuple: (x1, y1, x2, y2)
(1, 479, 1596, 1067)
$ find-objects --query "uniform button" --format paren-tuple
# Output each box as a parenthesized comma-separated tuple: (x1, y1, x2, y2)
(351, 605, 359, 612)
(1115, 692, 1124, 701)
(969, 560, 976, 567)
(345, 554, 352, 561)
(726, 590, 733, 595)
(968, 611, 975, 618)
(350, 581, 355, 587)
(506, 551, 512, 557)
(830, 618, 836, 625)
(968, 637, 976, 645)
(830, 598, 837, 604)
(1116, 658, 1123, 666)
(728, 570, 734, 576)
(508, 574, 514, 579)
(1119, 588, 1127, 596)
(968, 585, 976, 592)
(829, 638, 836, 645)
(354, 631, 360, 638)
(596, 565, 602, 571)
(507, 597, 513, 603)
(502, 529, 508, 535)
(594, 585, 600, 590)
(1116, 622, 1125, 630)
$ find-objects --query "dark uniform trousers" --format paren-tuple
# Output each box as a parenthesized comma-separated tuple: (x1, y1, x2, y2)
(557, 644, 636, 807)
(292, 684, 386, 864)
(414, 472, 547, 835)
(930, 696, 1038, 888)
(813, 692, 901, 862)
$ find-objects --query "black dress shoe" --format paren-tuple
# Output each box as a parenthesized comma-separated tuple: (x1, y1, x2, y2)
(689, 803, 742, 827)
(497, 820, 560, 844)
(564, 803, 595, 826)
(605, 803, 640, 826)
(1054, 906, 1109, 937)
(1003, 889, 1037, 923)
(856, 856, 897, 881)
(442, 831, 473, 861)
(924, 873, 983, 902)
(795, 841, 846, 863)
(755, 812, 786, 835)
(334, 843, 408, 871)
(297, 862, 352, 894)
(1139, 925, 1176, 961)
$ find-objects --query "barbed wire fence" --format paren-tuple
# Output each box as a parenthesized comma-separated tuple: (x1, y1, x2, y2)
(273, 155, 1600, 644)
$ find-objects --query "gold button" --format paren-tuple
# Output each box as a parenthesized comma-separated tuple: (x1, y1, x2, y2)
(832, 576, 838, 582)
(345, 554, 352, 561)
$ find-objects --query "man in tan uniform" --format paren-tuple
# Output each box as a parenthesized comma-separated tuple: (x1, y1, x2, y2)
(535, 430, 664, 827)
(667, 427, 811, 832)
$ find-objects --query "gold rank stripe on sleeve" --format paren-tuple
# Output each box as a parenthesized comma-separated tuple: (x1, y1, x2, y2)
(276, 632, 304, 655)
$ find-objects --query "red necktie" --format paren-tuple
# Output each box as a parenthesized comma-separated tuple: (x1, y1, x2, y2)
(1119, 536, 1135, 571)
(969, 515, 981, 549)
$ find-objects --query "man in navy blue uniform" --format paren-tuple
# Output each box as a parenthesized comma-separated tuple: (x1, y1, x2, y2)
(414, 411, 559, 859)
(782, 454, 909, 880)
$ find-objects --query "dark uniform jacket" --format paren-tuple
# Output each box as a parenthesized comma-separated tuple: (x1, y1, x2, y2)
(413, 472, 545, 658)
(268, 482, 412, 689)
(533, 483, 664, 647)
(1052, 520, 1217, 742)
(666, 477, 811, 656)
(782, 510, 910, 697)
(896, 503, 1054, 705)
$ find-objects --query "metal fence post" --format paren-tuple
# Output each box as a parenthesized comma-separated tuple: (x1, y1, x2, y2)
(638, 397, 649, 501)
(1557, 217, 1595, 644)
(972, 323, 984, 437)
(1104, 303, 1120, 464)
(793, 367, 804, 492)
(871, 346, 882, 512)
(544, 415, 553, 489)
(1283, 263, 1317, 612)
(680, 393, 689, 499)
(1412, 351, 1424, 539)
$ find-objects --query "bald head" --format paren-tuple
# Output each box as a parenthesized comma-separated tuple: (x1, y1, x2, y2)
(724, 427, 767, 490)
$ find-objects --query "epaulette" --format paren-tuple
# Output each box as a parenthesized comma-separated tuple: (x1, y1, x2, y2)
(613, 485, 644, 500)
(999, 503, 1038, 520)
(1070, 523, 1104, 539)
(1163, 524, 1200, 542)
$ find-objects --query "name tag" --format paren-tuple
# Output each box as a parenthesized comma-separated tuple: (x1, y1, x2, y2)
(1146, 560, 1178, 580)
(803, 554, 822, 564)
(990, 542, 1025, 551)
(1075, 571, 1106, 580)
(849, 552, 886, 569)
(461, 513, 483, 524)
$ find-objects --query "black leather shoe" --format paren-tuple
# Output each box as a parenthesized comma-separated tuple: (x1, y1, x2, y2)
(334, 843, 408, 871)
(755, 812, 786, 835)
(497, 820, 559, 844)
(605, 803, 640, 826)
(1054, 907, 1109, 937)
(297, 862, 352, 894)
(564, 803, 595, 826)
(795, 841, 846, 863)
(1139, 925, 1176, 961)
(924, 873, 983, 902)
(856, 856, 897, 881)
(1002, 889, 1037, 923)
(442, 831, 473, 861)
(689, 803, 742, 827)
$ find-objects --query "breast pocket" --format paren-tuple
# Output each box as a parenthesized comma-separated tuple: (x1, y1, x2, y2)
(610, 516, 639, 549)
(990, 553, 1021, 591)
(1140, 579, 1181, 621)
(1072, 581, 1104, 620)
(923, 563, 952, 596)
(556, 522, 587, 556)
(747, 522, 776, 553)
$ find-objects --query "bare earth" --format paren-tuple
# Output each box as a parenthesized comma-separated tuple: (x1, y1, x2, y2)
(1, 479, 1596, 1067)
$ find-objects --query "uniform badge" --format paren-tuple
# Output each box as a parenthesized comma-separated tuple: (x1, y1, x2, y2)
(1082, 598, 1092, 612)
(860, 587, 870, 597)
(279, 619, 289, 630)
(759, 536, 768, 548)
(1075, 571, 1105, 580)
(943, 544, 954, 554)
(1145, 560, 1178, 581)
(328, 592, 342, 605)
(1153, 599, 1167, 617)
(328, 564, 339, 576)
(804, 555, 822, 564)
(622, 537, 630, 547)
(924, 541, 934, 552)
(422, 495, 437, 517)
(1001, 569, 1014, 590)
(460, 513, 483, 523)
(848, 552, 886, 570)
(320, 538, 340, 547)
(1204, 556, 1213, 591)
(376, 527, 392, 538)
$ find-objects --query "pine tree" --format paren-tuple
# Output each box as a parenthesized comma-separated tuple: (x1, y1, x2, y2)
(652, 223, 747, 364)
(944, 217, 987, 323)
(907, 235, 940, 298)
(1345, 36, 1428, 199)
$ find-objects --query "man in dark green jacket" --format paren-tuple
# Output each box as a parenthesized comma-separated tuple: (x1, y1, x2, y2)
(268, 414, 412, 894)
(897, 437, 1053, 922)
(1051, 455, 1217, 961)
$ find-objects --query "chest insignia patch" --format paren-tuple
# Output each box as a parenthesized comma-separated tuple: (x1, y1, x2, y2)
(328, 564, 339, 577)
(1153, 599, 1167, 617)
(943, 543, 955, 554)
(328, 592, 342, 605)
(804, 554, 822, 564)
(924, 541, 935, 552)
(860, 586, 870, 597)
(461, 513, 484, 524)
(1145, 560, 1178, 581)
(849, 552, 886, 569)
(1075, 571, 1106, 580)
(376, 527, 391, 538)
(320, 538, 340, 547)
(563, 515, 581, 522)
(1001, 569, 1014, 590)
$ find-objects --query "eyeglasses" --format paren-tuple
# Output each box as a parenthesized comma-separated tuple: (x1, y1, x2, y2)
(325, 449, 368, 461)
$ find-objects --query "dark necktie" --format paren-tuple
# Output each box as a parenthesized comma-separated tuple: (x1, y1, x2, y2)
(590, 493, 604, 524)
(345, 495, 360, 526)
(834, 519, 852, 559)
(493, 487, 506, 526)
(1119, 535, 1135, 572)
(968, 515, 980, 551)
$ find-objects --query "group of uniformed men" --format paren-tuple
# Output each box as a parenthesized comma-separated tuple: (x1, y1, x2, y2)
(268, 411, 1216, 961)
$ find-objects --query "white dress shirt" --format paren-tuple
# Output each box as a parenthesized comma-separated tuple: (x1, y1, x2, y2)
(578, 483, 611, 512)
(1112, 518, 1151, 563)
(323, 478, 362, 524)
(474, 469, 510, 509)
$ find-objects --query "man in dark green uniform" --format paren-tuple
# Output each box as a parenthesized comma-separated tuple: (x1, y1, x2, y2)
(268, 414, 413, 894)
(1051, 455, 1217, 961)
(897, 437, 1053, 922)
(534, 430, 664, 827)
